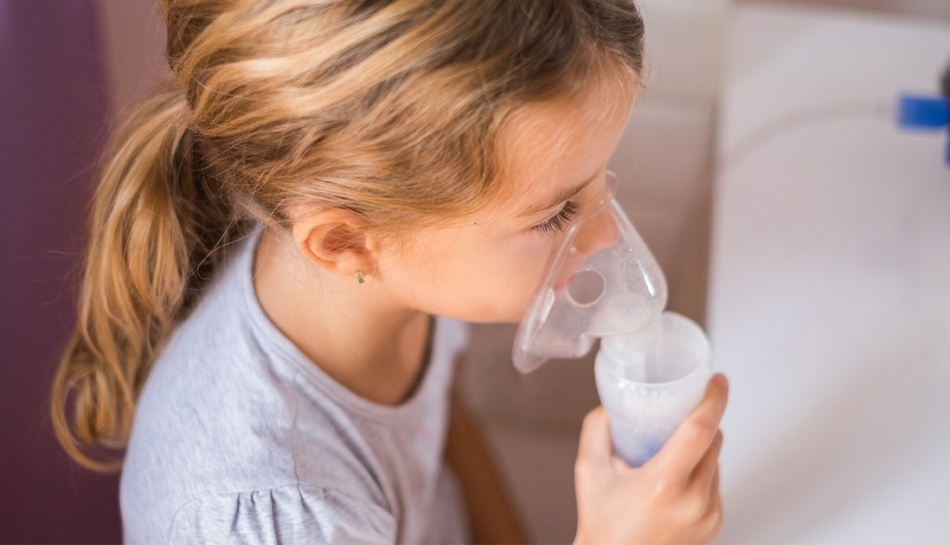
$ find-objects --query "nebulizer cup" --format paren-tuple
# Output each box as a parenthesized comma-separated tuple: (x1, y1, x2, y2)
(594, 313, 711, 467)
(512, 174, 712, 467)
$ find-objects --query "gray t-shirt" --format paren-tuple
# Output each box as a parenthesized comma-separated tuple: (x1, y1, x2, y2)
(120, 229, 471, 544)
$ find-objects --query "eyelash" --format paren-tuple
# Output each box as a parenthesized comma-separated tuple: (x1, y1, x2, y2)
(531, 201, 579, 235)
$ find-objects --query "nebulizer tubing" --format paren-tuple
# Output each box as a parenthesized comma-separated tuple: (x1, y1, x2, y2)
(512, 171, 712, 467)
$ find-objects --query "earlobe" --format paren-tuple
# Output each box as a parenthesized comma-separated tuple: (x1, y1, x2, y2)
(291, 209, 376, 279)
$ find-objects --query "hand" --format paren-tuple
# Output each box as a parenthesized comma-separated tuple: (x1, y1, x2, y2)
(574, 374, 729, 545)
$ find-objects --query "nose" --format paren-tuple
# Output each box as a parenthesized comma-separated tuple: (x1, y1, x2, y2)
(571, 201, 621, 259)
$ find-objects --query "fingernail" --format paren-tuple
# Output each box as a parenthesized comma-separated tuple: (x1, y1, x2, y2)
(712, 373, 729, 388)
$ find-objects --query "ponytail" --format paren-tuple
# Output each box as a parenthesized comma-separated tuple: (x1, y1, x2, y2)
(51, 87, 239, 471)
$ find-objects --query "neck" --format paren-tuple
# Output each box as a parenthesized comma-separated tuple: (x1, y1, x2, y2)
(252, 227, 431, 405)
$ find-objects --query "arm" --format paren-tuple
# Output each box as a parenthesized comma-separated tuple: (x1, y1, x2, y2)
(445, 391, 528, 545)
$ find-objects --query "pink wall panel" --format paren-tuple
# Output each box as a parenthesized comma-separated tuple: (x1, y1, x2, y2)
(0, 1, 121, 542)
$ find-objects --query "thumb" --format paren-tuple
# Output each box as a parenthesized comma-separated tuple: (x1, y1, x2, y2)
(576, 406, 613, 481)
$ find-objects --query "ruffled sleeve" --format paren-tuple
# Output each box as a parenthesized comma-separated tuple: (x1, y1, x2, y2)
(167, 485, 396, 544)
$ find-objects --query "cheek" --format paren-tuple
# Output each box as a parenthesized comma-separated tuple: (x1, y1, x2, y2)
(458, 237, 555, 320)
(437, 243, 553, 319)
(379, 230, 557, 322)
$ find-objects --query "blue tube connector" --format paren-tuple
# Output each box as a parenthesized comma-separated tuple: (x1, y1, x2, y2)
(898, 95, 950, 164)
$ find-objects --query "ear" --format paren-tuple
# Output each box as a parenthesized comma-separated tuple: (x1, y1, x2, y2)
(290, 207, 377, 279)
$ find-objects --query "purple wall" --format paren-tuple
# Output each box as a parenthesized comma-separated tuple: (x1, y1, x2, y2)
(0, 1, 121, 542)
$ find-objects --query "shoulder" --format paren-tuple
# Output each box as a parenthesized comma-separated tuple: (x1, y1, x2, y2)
(159, 484, 396, 544)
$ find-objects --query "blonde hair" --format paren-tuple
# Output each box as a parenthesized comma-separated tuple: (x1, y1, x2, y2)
(52, 0, 644, 470)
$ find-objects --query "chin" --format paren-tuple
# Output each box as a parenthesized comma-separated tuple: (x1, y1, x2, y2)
(473, 304, 530, 325)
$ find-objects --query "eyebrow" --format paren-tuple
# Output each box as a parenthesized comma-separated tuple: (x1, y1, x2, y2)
(520, 172, 598, 218)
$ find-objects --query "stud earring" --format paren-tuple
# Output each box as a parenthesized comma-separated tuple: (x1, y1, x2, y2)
(355, 270, 365, 284)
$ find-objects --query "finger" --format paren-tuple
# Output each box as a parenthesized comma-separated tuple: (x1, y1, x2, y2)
(709, 466, 721, 516)
(576, 406, 613, 480)
(703, 467, 723, 538)
(690, 430, 723, 491)
(690, 466, 723, 545)
(655, 374, 729, 479)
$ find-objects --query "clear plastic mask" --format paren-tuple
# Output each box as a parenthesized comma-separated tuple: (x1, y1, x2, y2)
(512, 174, 668, 373)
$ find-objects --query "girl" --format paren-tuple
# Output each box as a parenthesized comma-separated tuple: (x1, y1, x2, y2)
(52, 0, 728, 542)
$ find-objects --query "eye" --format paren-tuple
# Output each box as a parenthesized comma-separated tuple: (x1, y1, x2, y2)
(531, 201, 579, 235)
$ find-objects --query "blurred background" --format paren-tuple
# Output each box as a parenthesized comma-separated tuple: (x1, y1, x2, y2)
(2, 0, 949, 543)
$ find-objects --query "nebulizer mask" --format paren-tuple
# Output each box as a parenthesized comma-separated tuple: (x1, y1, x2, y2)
(512, 172, 712, 467)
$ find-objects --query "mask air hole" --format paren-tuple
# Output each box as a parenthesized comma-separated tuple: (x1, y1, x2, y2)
(567, 269, 606, 307)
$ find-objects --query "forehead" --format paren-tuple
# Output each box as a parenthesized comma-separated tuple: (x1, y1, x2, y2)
(492, 79, 636, 215)
(383, 79, 636, 260)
